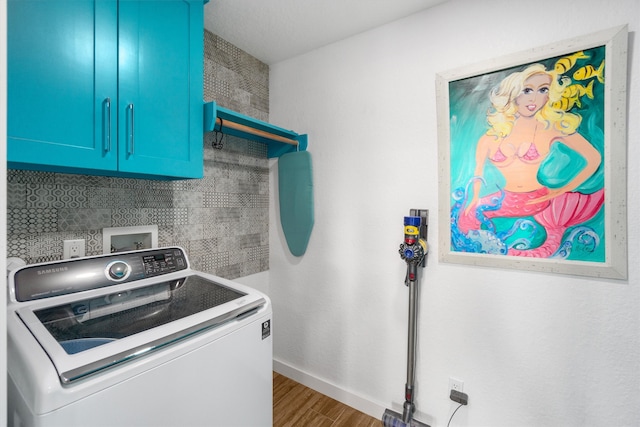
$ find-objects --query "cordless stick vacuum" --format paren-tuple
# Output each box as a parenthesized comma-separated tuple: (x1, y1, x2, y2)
(382, 212, 430, 427)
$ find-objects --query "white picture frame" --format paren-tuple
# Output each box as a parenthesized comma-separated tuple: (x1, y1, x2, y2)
(435, 25, 628, 279)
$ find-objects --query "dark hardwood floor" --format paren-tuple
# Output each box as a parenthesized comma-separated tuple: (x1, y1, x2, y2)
(273, 372, 381, 427)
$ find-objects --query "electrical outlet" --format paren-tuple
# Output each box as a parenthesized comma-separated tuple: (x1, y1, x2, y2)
(449, 377, 464, 393)
(63, 239, 85, 259)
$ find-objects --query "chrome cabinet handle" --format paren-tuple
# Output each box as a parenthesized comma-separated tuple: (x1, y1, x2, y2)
(104, 98, 111, 153)
(128, 103, 135, 155)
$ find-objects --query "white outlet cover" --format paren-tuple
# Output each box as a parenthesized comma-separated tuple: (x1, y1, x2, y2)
(449, 377, 464, 392)
(63, 239, 86, 259)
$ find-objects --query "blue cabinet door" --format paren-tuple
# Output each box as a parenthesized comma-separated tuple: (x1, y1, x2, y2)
(8, 0, 118, 172)
(118, 0, 204, 178)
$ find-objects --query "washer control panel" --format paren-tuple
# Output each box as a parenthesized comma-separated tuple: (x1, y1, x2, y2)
(142, 251, 186, 276)
(11, 247, 189, 302)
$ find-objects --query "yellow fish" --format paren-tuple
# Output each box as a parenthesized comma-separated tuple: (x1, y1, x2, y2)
(563, 80, 595, 100)
(573, 60, 605, 83)
(552, 97, 579, 111)
(552, 81, 595, 111)
(554, 51, 590, 74)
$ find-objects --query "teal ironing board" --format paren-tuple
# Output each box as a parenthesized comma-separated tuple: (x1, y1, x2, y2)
(278, 151, 314, 256)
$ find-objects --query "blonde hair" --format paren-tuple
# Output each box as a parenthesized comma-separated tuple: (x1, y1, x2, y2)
(486, 64, 581, 138)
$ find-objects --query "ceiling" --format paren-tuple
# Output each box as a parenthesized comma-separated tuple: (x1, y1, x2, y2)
(204, 0, 448, 65)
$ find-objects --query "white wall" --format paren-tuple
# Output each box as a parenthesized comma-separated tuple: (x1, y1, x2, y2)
(268, 0, 639, 425)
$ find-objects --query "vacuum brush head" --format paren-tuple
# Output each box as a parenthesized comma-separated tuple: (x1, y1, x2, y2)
(382, 409, 430, 427)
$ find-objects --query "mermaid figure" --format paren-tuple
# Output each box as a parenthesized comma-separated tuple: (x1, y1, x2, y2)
(457, 63, 603, 258)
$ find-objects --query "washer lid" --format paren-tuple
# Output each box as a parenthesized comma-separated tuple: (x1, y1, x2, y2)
(15, 273, 266, 384)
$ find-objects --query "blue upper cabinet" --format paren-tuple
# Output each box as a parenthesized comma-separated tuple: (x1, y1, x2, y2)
(7, 0, 204, 179)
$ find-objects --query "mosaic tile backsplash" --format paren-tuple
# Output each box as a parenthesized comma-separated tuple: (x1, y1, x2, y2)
(6, 31, 270, 280)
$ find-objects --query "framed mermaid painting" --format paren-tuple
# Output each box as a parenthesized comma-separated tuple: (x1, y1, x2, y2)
(436, 25, 628, 279)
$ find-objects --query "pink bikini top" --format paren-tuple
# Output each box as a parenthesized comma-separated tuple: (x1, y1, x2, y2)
(491, 143, 541, 162)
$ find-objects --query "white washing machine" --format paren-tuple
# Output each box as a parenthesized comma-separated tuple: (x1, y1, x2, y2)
(7, 247, 272, 427)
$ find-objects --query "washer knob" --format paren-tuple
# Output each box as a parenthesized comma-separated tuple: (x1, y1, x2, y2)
(107, 261, 130, 281)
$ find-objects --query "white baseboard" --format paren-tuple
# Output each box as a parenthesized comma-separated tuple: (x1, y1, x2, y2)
(273, 358, 387, 420)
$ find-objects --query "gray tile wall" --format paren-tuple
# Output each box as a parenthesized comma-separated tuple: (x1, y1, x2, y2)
(6, 31, 270, 279)
(204, 31, 269, 122)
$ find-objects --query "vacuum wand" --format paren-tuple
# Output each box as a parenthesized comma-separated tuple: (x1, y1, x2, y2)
(383, 212, 430, 427)
(397, 215, 428, 424)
